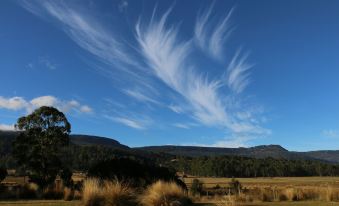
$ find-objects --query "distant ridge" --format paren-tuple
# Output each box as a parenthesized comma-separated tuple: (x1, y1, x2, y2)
(0, 131, 129, 151)
(1, 130, 339, 163)
(136, 144, 292, 159)
(71, 134, 130, 150)
(136, 144, 339, 163)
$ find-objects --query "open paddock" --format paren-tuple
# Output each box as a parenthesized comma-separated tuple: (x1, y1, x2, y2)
(184, 176, 339, 188)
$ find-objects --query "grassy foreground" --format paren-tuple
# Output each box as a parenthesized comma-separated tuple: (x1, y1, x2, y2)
(242, 202, 339, 206)
(0, 200, 79, 206)
(0, 201, 339, 206)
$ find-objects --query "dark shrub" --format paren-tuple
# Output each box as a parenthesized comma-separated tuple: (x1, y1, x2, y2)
(88, 158, 185, 188)
(17, 184, 38, 199)
(191, 179, 203, 196)
(60, 168, 73, 188)
(0, 167, 7, 182)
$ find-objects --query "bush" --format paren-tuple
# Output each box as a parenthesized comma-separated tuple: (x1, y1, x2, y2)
(87, 158, 181, 187)
(61, 168, 73, 188)
(82, 178, 137, 206)
(17, 183, 38, 199)
(229, 178, 242, 196)
(0, 167, 7, 182)
(190, 179, 203, 196)
(82, 178, 105, 206)
(140, 180, 191, 206)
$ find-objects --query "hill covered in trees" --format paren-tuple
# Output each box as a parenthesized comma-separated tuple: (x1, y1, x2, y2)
(137, 145, 339, 163)
(1, 130, 339, 178)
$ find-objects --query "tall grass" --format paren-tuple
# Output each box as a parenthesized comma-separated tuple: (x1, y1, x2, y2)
(140, 180, 191, 206)
(243, 186, 339, 202)
(82, 178, 137, 206)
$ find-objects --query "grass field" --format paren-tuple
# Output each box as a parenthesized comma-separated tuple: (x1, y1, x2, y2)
(0, 200, 338, 206)
(0, 201, 79, 206)
(184, 176, 339, 188)
(2, 176, 339, 205)
(242, 202, 339, 206)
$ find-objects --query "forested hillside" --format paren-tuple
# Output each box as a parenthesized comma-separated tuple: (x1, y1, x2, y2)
(1, 130, 339, 177)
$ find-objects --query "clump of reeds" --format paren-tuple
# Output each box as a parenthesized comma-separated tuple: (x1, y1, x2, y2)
(140, 180, 191, 206)
(82, 178, 137, 206)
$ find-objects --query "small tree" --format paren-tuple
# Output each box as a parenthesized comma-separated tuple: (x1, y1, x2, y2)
(191, 178, 203, 196)
(0, 167, 7, 183)
(12, 106, 71, 189)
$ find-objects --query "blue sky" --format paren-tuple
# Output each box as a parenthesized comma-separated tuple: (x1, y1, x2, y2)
(1, 0, 339, 151)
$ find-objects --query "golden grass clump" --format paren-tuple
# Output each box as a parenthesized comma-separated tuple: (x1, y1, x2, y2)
(140, 180, 191, 206)
(102, 181, 136, 206)
(215, 195, 236, 206)
(82, 178, 137, 206)
(82, 178, 105, 206)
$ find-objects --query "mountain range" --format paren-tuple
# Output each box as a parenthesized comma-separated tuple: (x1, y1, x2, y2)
(1, 130, 338, 163)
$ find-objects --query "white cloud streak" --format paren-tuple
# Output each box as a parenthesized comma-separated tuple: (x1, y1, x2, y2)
(123, 89, 160, 105)
(168, 104, 184, 114)
(194, 5, 234, 60)
(20, 0, 137, 71)
(135, 8, 268, 138)
(20, 1, 269, 144)
(173, 122, 198, 129)
(104, 115, 147, 130)
(226, 50, 252, 94)
(0, 96, 92, 114)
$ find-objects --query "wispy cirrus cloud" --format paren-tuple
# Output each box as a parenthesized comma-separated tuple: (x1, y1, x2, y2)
(135, 8, 269, 139)
(173, 122, 198, 129)
(103, 115, 148, 130)
(0, 96, 92, 114)
(168, 104, 184, 114)
(194, 4, 234, 60)
(20, 1, 270, 146)
(226, 50, 252, 94)
(20, 0, 137, 71)
(123, 89, 160, 105)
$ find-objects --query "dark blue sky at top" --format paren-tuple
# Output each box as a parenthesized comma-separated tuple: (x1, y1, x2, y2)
(1, 0, 339, 151)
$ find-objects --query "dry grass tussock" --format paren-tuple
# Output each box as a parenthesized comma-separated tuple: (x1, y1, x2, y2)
(140, 180, 191, 206)
(202, 185, 339, 205)
(82, 178, 137, 206)
(241, 185, 339, 202)
(214, 195, 236, 206)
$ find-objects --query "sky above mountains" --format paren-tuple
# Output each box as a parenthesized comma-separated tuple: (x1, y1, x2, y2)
(1, 0, 339, 151)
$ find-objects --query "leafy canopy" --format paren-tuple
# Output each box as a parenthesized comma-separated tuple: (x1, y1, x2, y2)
(12, 106, 71, 189)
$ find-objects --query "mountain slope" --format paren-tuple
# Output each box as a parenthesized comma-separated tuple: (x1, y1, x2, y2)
(1, 130, 339, 163)
(136, 145, 291, 158)
(0, 131, 129, 151)
(136, 145, 339, 163)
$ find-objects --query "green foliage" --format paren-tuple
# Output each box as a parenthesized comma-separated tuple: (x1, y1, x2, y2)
(87, 158, 184, 188)
(169, 156, 339, 178)
(60, 168, 73, 188)
(12, 106, 71, 189)
(0, 167, 7, 182)
(191, 178, 203, 196)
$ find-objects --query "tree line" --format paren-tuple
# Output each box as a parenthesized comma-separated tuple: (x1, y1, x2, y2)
(169, 156, 339, 177)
